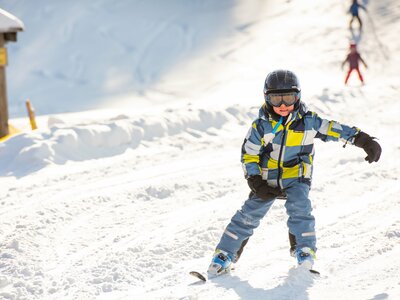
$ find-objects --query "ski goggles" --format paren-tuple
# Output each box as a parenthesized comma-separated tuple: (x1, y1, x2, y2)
(266, 92, 299, 107)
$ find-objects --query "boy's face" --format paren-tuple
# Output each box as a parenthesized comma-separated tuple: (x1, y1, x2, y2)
(272, 104, 295, 116)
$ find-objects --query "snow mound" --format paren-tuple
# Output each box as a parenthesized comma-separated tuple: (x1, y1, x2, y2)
(0, 105, 252, 176)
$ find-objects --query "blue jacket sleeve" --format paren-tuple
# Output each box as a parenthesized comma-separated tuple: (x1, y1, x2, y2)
(240, 120, 265, 177)
(312, 113, 359, 143)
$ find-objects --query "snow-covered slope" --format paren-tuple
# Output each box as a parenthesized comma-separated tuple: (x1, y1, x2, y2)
(0, 0, 263, 117)
(1, 0, 400, 299)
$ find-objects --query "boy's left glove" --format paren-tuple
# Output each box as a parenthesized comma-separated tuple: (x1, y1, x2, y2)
(354, 131, 382, 163)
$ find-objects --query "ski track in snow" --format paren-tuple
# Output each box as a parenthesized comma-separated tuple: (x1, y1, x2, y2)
(1, 0, 400, 299)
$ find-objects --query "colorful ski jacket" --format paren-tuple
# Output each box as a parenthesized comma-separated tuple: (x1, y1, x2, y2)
(241, 102, 359, 189)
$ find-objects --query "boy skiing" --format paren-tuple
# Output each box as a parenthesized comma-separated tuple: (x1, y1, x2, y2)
(207, 70, 381, 277)
(342, 42, 368, 85)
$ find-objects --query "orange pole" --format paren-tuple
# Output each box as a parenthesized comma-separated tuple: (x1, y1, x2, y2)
(25, 99, 37, 130)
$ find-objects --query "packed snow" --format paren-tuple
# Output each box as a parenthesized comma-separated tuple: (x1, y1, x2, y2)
(0, 0, 399, 299)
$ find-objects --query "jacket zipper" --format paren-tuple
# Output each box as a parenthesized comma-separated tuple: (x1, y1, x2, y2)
(277, 123, 288, 189)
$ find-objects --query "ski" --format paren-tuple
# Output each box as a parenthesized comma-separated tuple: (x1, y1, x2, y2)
(189, 267, 233, 282)
(310, 269, 320, 275)
(189, 271, 207, 282)
(190, 268, 319, 283)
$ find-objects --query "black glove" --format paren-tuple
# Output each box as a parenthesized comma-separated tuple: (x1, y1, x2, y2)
(247, 175, 282, 200)
(354, 131, 382, 163)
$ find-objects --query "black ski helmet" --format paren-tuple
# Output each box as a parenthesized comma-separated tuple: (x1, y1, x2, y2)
(263, 69, 301, 103)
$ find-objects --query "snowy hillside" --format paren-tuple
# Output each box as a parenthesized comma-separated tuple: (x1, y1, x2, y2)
(1, 0, 400, 299)
(0, 0, 265, 117)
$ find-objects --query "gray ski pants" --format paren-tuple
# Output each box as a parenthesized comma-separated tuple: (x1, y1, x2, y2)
(216, 181, 316, 262)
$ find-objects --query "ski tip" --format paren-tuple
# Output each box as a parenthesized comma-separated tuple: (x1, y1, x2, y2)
(310, 269, 320, 275)
(189, 271, 207, 282)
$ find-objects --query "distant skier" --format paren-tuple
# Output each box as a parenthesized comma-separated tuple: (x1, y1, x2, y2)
(207, 70, 381, 277)
(341, 42, 368, 85)
(349, 0, 367, 30)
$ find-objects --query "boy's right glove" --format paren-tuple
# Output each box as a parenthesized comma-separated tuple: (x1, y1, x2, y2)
(247, 175, 282, 200)
(354, 131, 382, 163)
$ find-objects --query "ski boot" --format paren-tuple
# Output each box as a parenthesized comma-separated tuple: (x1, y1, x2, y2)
(295, 247, 316, 270)
(207, 249, 234, 277)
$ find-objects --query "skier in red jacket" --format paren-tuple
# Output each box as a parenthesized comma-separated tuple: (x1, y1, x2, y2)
(341, 42, 368, 85)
